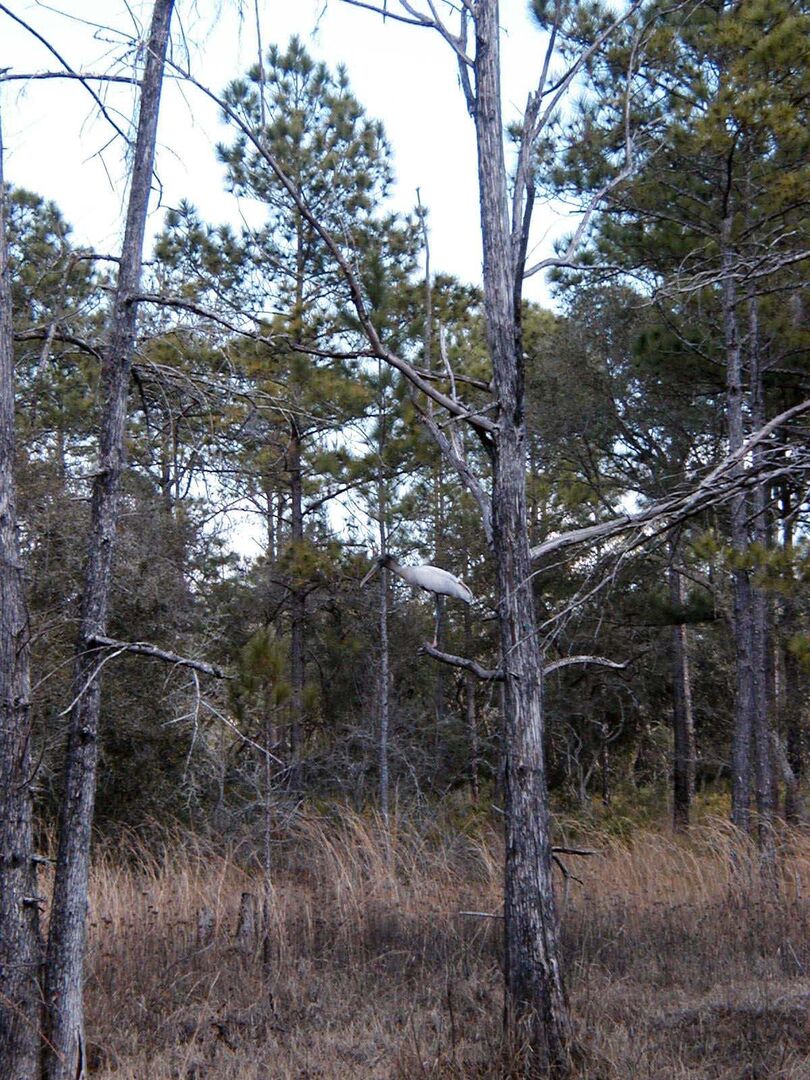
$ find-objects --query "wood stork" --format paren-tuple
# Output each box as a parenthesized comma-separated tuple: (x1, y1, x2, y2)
(361, 554, 474, 645)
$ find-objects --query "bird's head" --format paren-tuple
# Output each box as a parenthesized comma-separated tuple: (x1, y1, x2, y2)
(359, 553, 396, 588)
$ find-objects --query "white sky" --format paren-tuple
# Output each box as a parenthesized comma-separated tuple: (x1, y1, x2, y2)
(2, 0, 568, 305)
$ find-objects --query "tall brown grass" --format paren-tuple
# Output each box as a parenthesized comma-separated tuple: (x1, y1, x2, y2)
(74, 812, 810, 1078)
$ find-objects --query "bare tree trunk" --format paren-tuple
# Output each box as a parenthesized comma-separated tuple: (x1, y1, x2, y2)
(600, 724, 611, 807)
(779, 487, 804, 822)
(474, 2, 574, 1070)
(378, 488, 390, 827)
(263, 474, 276, 562)
(42, 5, 174, 1076)
(433, 468, 446, 731)
(722, 218, 755, 835)
(262, 685, 274, 972)
(0, 106, 42, 1080)
(288, 419, 304, 774)
(748, 294, 774, 849)
(669, 558, 695, 831)
(463, 599, 479, 802)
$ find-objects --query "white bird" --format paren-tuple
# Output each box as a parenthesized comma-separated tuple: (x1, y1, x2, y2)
(360, 554, 474, 646)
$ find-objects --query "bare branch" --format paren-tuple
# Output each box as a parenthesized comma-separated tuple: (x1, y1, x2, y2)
(0, 5, 134, 145)
(0, 71, 140, 85)
(200, 701, 287, 767)
(420, 644, 628, 682)
(531, 397, 810, 563)
(15, 329, 103, 361)
(419, 641, 503, 680)
(523, 160, 635, 279)
(339, 0, 431, 26)
(163, 59, 497, 438)
(411, 395, 494, 546)
(544, 655, 629, 675)
(548, 652, 630, 669)
(524, 12, 643, 280)
(88, 635, 231, 679)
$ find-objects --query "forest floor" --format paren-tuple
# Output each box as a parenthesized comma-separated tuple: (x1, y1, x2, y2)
(72, 808, 810, 1078)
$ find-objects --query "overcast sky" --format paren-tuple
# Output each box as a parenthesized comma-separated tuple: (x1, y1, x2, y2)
(3, 0, 569, 305)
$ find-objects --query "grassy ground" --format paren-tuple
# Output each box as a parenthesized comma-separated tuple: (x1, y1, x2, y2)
(75, 811, 810, 1078)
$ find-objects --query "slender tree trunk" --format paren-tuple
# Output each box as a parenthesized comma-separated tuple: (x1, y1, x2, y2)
(377, 482, 390, 826)
(669, 557, 696, 831)
(779, 488, 804, 821)
(748, 294, 774, 848)
(263, 476, 275, 562)
(722, 217, 755, 835)
(474, 2, 574, 1070)
(262, 685, 274, 972)
(0, 107, 42, 1080)
(600, 724, 611, 807)
(463, 599, 479, 802)
(42, 6, 174, 1077)
(288, 419, 304, 773)
(433, 468, 446, 730)
(378, 572, 390, 827)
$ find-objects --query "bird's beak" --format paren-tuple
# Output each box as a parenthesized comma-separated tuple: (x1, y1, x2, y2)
(359, 563, 380, 588)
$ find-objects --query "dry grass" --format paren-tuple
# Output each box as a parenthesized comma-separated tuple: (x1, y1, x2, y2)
(77, 812, 810, 1078)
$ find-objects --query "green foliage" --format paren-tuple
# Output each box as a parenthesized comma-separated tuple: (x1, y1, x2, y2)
(231, 628, 290, 721)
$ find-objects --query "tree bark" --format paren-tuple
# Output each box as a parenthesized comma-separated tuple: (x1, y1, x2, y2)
(42, 5, 174, 1077)
(463, 598, 480, 802)
(262, 683, 274, 972)
(288, 419, 304, 773)
(669, 559, 696, 831)
(377, 481, 391, 826)
(748, 293, 774, 848)
(779, 487, 804, 822)
(474, 2, 574, 1071)
(722, 216, 755, 835)
(0, 106, 42, 1080)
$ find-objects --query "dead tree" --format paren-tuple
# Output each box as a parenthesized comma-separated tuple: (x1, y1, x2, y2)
(42, 4, 175, 1077)
(167, 0, 643, 1068)
(669, 553, 696, 831)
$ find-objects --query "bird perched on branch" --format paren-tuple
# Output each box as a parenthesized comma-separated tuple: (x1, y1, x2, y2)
(360, 554, 474, 646)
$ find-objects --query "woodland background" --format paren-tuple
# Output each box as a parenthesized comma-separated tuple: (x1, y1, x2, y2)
(1, 0, 810, 1076)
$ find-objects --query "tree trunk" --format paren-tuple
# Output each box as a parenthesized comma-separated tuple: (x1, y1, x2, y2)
(600, 724, 611, 807)
(262, 685, 274, 972)
(474, 2, 574, 1070)
(433, 466, 446, 730)
(0, 107, 42, 1080)
(42, 5, 174, 1077)
(378, 491, 390, 827)
(287, 419, 305, 773)
(748, 293, 774, 848)
(669, 559, 696, 831)
(464, 599, 480, 802)
(722, 217, 755, 835)
(779, 488, 804, 822)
